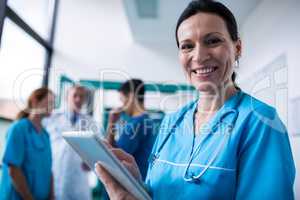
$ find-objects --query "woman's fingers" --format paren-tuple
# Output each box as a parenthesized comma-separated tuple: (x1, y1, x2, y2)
(95, 163, 117, 188)
(95, 163, 123, 195)
(109, 109, 122, 123)
(102, 139, 113, 149)
(110, 149, 142, 180)
(100, 142, 134, 163)
(121, 160, 141, 180)
(95, 163, 136, 200)
(111, 148, 135, 163)
(97, 144, 142, 182)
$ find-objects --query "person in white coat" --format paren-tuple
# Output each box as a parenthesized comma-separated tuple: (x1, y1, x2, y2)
(44, 85, 95, 200)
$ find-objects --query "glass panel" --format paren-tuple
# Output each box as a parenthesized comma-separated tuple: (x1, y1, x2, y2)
(274, 67, 288, 85)
(7, 0, 52, 38)
(0, 18, 45, 101)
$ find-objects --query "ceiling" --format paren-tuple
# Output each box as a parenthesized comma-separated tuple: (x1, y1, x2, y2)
(122, 0, 262, 44)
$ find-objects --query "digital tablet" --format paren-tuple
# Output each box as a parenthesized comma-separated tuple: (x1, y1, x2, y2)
(62, 131, 151, 200)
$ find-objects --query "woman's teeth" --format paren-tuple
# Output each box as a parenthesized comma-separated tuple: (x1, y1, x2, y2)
(192, 67, 217, 75)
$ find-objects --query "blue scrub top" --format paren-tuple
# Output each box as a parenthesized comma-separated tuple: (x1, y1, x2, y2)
(115, 111, 132, 138)
(117, 113, 155, 180)
(146, 91, 295, 199)
(0, 118, 52, 200)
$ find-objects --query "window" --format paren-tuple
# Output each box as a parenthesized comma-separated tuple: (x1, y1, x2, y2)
(8, 0, 52, 38)
(0, 0, 58, 117)
(0, 18, 45, 101)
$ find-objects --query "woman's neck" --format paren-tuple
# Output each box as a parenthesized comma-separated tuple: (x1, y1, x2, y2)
(197, 85, 238, 114)
(126, 103, 145, 117)
(131, 108, 145, 117)
(28, 114, 43, 133)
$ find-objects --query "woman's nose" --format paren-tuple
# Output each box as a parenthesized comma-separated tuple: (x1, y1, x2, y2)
(191, 45, 210, 63)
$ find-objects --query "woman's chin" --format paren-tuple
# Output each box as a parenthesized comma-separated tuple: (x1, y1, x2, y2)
(193, 81, 220, 94)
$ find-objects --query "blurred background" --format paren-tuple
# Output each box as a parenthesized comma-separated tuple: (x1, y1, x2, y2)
(0, 0, 299, 199)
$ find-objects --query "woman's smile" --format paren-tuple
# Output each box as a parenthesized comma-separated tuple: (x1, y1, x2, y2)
(191, 66, 219, 77)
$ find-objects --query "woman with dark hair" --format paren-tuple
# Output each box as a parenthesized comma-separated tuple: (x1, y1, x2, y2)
(95, 0, 295, 199)
(107, 79, 155, 181)
(0, 88, 55, 200)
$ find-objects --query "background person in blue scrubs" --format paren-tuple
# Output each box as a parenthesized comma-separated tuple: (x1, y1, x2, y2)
(107, 79, 155, 180)
(0, 88, 55, 200)
(95, 1, 295, 199)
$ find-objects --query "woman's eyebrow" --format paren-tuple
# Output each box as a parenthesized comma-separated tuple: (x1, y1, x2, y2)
(205, 32, 224, 37)
(178, 39, 193, 45)
(178, 31, 225, 44)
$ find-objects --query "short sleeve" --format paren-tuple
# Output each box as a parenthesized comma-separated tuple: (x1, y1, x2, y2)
(236, 111, 295, 199)
(2, 121, 26, 167)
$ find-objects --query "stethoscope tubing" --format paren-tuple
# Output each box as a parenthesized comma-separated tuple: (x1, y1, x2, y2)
(149, 92, 243, 182)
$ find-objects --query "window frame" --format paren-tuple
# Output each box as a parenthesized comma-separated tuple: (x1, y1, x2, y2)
(0, 0, 60, 87)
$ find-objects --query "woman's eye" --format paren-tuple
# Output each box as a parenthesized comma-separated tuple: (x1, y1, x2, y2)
(205, 37, 222, 46)
(180, 43, 194, 50)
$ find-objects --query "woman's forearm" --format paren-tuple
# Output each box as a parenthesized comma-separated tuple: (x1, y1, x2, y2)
(106, 122, 117, 146)
(9, 166, 34, 200)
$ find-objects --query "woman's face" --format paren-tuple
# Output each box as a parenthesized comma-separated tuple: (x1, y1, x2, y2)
(119, 92, 134, 114)
(177, 13, 241, 93)
(35, 93, 55, 117)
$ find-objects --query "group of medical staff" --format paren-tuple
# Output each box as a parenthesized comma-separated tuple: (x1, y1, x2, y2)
(0, 79, 156, 200)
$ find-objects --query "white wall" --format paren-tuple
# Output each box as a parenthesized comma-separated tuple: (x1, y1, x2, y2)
(239, 0, 300, 98)
(239, 0, 300, 197)
(49, 0, 186, 93)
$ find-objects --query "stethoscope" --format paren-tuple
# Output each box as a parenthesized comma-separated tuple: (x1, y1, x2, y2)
(149, 93, 242, 183)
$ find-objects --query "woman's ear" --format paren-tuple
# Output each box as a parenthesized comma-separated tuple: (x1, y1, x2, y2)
(235, 38, 242, 60)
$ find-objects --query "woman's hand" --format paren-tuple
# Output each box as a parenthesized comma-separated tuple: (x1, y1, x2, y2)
(108, 108, 123, 124)
(95, 147, 142, 200)
(106, 108, 123, 145)
(9, 166, 34, 200)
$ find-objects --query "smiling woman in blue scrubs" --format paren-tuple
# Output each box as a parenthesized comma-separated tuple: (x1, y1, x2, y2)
(0, 88, 55, 200)
(95, 1, 296, 199)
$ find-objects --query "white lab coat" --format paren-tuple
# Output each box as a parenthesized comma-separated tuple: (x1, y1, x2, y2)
(44, 110, 96, 200)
